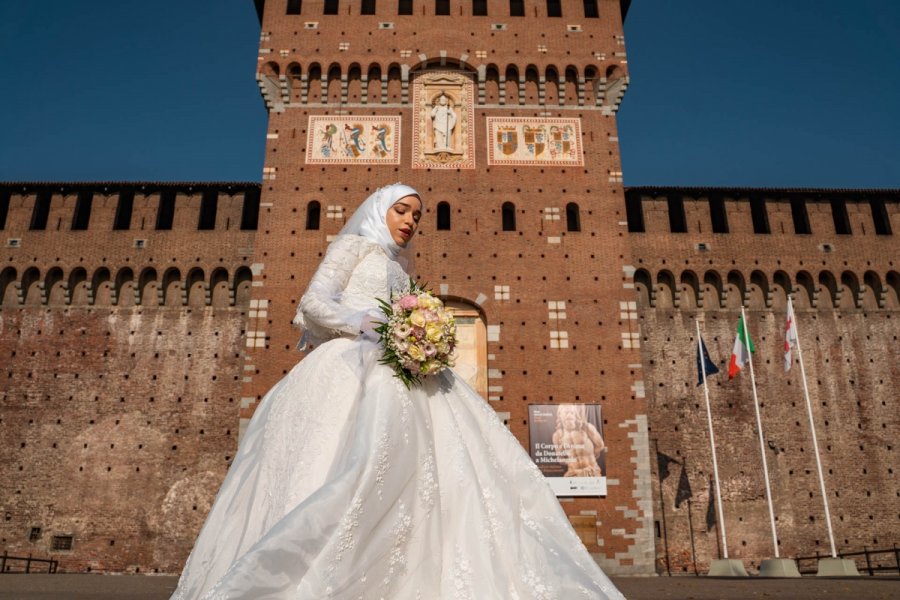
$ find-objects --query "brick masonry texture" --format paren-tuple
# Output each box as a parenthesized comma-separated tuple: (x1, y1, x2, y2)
(628, 188, 900, 573)
(0, 0, 898, 578)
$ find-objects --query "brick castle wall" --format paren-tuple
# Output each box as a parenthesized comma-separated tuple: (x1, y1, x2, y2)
(627, 188, 899, 572)
(0, 183, 257, 571)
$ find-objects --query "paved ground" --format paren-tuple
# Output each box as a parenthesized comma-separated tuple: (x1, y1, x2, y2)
(0, 575, 898, 600)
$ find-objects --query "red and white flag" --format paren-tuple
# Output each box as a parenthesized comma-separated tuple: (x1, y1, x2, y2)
(784, 297, 798, 372)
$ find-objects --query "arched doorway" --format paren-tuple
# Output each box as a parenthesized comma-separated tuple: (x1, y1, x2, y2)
(445, 300, 487, 398)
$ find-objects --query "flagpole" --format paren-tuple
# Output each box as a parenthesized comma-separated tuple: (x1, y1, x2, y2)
(789, 296, 837, 557)
(741, 305, 779, 558)
(695, 319, 729, 559)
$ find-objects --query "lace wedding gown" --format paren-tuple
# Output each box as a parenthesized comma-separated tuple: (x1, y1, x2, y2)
(172, 235, 624, 600)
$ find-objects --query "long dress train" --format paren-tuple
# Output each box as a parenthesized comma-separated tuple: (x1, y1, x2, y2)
(171, 235, 625, 600)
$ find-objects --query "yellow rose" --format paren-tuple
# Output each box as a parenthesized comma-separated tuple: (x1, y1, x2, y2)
(425, 322, 443, 342)
(409, 310, 426, 328)
(407, 344, 425, 361)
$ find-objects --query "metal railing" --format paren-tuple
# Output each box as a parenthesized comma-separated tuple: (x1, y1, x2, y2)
(794, 545, 900, 576)
(0, 551, 59, 574)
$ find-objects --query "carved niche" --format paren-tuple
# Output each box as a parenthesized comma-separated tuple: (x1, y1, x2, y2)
(412, 71, 475, 169)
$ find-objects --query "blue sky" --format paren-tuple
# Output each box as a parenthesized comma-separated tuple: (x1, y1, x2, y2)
(0, 0, 897, 187)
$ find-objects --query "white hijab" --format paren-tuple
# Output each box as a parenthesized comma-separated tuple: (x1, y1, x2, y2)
(338, 183, 422, 259)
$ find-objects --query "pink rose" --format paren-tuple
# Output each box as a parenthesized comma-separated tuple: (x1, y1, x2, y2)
(398, 295, 418, 310)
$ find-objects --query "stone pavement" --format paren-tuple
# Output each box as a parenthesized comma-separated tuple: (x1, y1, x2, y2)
(0, 574, 898, 599)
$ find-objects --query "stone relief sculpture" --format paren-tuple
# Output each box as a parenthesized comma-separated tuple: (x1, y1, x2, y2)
(413, 71, 474, 169)
(430, 92, 458, 151)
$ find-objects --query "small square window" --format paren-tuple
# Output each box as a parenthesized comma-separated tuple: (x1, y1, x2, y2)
(51, 535, 73, 551)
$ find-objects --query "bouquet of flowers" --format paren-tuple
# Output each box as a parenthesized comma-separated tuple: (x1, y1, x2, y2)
(375, 280, 458, 389)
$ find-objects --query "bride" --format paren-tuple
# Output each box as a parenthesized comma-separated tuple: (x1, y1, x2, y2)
(171, 184, 625, 600)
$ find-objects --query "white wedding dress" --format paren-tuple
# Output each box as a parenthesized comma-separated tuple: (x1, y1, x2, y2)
(172, 235, 624, 600)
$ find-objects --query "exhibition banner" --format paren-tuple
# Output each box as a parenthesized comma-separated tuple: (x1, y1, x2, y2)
(528, 404, 607, 496)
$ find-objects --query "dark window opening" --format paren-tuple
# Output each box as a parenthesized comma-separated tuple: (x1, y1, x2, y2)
(399, 0, 413, 15)
(71, 191, 93, 230)
(870, 198, 892, 235)
(790, 198, 811, 234)
(113, 190, 134, 231)
(624, 192, 645, 233)
(240, 188, 261, 230)
(361, 0, 376, 14)
(437, 201, 451, 230)
(29, 527, 42, 542)
(286, 0, 302, 14)
(583, 0, 599, 18)
(324, 0, 339, 14)
(198, 190, 218, 230)
(667, 196, 687, 233)
(306, 200, 321, 230)
(566, 202, 581, 232)
(473, 0, 487, 15)
(750, 197, 770, 234)
(547, 0, 562, 17)
(509, 0, 524, 16)
(30, 191, 52, 230)
(436, 0, 450, 15)
(830, 199, 851, 235)
(156, 190, 176, 230)
(0, 189, 10, 230)
(51, 535, 73, 551)
(502, 202, 516, 231)
(709, 196, 729, 233)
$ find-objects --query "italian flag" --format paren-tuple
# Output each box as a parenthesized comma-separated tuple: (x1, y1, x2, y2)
(728, 316, 755, 379)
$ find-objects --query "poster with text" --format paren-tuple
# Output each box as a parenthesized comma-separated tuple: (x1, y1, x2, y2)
(528, 404, 607, 496)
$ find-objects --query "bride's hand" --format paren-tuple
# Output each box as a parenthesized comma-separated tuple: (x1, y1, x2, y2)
(360, 313, 382, 342)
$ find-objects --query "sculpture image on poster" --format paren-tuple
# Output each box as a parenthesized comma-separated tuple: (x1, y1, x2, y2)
(528, 404, 607, 496)
(305, 116, 401, 164)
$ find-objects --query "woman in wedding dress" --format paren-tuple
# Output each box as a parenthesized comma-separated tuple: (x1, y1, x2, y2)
(171, 184, 625, 600)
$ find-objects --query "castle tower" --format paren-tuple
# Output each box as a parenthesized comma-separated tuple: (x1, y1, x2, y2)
(243, 0, 653, 573)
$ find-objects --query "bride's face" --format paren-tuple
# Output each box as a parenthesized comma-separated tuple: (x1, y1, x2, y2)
(386, 195, 422, 246)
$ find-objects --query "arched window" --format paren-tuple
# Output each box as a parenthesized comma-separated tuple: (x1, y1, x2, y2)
(437, 202, 451, 230)
(565, 202, 581, 232)
(306, 201, 321, 230)
(502, 202, 516, 231)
